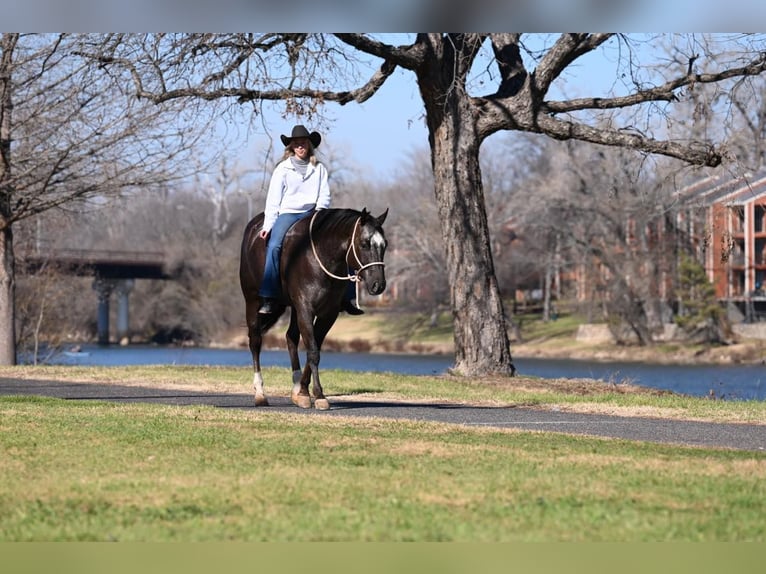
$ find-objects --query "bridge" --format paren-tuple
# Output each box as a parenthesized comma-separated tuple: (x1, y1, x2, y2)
(21, 248, 173, 345)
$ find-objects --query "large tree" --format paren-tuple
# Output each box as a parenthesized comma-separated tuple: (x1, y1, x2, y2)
(0, 33, 213, 364)
(92, 33, 766, 376)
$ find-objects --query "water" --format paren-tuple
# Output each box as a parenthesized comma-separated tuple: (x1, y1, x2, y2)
(37, 343, 766, 401)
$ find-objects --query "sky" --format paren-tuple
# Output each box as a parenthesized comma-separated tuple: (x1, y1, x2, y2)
(0, 27, 762, 187)
(227, 34, 623, 182)
(224, 32, 765, 185)
(230, 63, 429, 182)
(3, 0, 765, 180)
(308, 66, 428, 177)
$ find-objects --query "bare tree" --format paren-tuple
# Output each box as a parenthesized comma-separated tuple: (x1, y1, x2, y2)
(89, 33, 766, 376)
(381, 149, 449, 312)
(0, 34, 216, 364)
(517, 139, 687, 344)
(195, 157, 265, 247)
(656, 35, 766, 172)
(45, 185, 250, 346)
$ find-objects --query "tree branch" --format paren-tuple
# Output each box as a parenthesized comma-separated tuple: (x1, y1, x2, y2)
(544, 51, 766, 114)
(333, 33, 425, 69)
(489, 33, 526, 98)
(535, 113, 722, 166)
(145, 58, 398, 106)
(92, 34, 400, 107)
(534, 33, 615, 96)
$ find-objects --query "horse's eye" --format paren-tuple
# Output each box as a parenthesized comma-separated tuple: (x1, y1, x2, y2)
(361, 240, 371, 249)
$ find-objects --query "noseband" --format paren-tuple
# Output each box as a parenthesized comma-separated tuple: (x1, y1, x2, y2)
(309, 212, 385, 301)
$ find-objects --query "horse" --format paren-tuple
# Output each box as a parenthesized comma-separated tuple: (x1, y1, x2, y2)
(239, 207, 389, 410)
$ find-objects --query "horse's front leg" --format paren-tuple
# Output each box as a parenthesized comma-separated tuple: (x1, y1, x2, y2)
(286, 309, 311, 409)
(291, 309, 330, 411)
(306, 313, 338, 411)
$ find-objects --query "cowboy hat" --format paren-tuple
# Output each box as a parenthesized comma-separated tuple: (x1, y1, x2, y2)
(280, 125, 321, 148)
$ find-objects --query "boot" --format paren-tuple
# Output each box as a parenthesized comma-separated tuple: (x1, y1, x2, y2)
(259, 298, 278, 314)
(343, 300, 364, 315)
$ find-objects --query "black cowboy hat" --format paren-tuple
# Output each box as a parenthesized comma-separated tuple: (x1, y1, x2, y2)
(280, 125, 321, 149)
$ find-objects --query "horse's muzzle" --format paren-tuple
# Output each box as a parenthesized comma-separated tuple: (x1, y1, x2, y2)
(367, 278, 386, 296)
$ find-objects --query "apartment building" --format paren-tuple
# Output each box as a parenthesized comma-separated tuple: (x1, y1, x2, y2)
(678, 168, 766, 320)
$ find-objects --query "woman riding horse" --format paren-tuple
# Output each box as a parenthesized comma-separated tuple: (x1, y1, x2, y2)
(239, 206, 389, 410)
(257, 124, 362, 316)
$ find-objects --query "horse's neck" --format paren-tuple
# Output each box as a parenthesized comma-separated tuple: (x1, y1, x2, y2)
(314, 210, 355, 265)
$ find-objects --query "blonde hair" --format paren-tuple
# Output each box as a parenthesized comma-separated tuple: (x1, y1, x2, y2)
(280, 141, 318, 165)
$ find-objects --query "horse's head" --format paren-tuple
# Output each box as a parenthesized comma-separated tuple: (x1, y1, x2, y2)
(354, 208, 389, 296)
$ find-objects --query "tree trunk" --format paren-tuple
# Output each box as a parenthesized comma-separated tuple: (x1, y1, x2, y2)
(424, 94, 514, 376)
(543, 260, 553, 322)
(0, 34, 17, 365)
(0, 226, 15, 365)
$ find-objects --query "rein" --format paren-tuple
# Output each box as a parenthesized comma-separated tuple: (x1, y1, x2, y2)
(309, 211, 385, 303)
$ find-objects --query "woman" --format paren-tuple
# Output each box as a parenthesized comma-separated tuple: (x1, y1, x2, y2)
(258, 124, 363, 315)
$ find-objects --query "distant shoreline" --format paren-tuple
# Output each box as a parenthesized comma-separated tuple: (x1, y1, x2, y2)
(218, 331, 766, 367)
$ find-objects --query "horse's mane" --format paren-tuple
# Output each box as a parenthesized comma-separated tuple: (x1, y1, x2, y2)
(312, 208, 365, 237)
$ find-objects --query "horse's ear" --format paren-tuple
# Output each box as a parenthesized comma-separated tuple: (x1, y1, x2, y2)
(376, 208, 389, 225)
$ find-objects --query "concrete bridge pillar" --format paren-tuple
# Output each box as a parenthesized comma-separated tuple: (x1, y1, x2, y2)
(115, 279, 134, 344)
(92, 278, 115, 346)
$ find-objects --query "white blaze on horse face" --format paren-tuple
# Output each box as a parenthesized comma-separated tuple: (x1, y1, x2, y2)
(371, 231, 386, 255)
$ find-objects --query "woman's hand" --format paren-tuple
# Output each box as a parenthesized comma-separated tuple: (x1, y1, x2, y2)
(258, 229, 269, 240)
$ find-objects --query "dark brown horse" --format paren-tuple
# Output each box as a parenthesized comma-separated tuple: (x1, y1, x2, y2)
(239, 207, 389, 410)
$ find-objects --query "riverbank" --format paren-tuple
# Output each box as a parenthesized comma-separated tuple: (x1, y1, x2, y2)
(510, 337, 766, 366)
(220, 310, 766, 366)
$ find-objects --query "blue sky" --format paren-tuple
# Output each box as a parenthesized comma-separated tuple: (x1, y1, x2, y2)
(254, 65, 429, 180)
(209, 33, 766, 185)
(230, 34, 622, 180)
(227, 35, 429, 181)
(225, 82, 425, 187)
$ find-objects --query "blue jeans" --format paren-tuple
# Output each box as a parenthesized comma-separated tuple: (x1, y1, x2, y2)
(260, 212, 312, 299)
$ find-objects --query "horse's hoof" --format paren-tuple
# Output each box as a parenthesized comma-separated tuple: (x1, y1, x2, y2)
(292, 394, 312, 409)
(314, 398, 330, 411)
(254, 395, 269, 407)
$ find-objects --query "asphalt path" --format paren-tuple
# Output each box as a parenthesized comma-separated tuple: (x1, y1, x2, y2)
(1, 377, 764, 452)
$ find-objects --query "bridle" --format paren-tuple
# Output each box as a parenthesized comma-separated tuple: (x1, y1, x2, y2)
(309, 211, 385, 302)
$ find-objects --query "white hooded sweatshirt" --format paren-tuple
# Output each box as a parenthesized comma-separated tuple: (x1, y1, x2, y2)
(262, 157, 331, 233)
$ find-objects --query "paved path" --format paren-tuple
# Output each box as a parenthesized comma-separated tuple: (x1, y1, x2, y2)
(2, 377, 764, 452)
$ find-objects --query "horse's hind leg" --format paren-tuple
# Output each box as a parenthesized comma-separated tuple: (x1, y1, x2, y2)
(286, 309, 310, 409)
(246, 300, 279, 407)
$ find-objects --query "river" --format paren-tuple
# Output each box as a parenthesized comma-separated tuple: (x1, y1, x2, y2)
(33, 343, 766, 401)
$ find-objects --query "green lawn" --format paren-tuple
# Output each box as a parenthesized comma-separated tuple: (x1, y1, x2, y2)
(1, 367, 765, 542)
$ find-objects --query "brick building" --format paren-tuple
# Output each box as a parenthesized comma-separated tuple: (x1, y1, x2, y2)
(678, 168, 766, 320)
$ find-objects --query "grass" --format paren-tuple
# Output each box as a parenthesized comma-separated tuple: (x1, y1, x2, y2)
(2, 362, 765, 542)
(328, 308, 582, 347)
(514, 311, 582, 340)
(1, 393, 765, 542)
(324, 308, 766, 371)
(1, 363, 766, 542)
